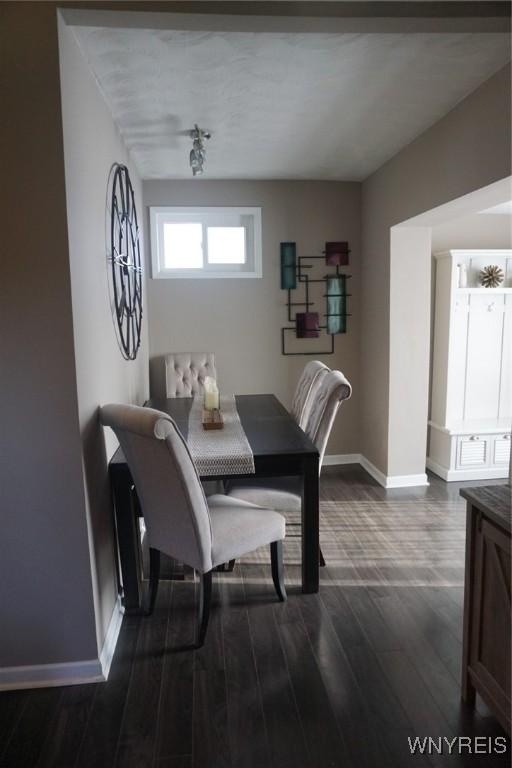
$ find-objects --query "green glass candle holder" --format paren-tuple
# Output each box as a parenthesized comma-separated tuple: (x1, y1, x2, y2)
(326, 275, 346, 334)
(280, 242, 297, 290)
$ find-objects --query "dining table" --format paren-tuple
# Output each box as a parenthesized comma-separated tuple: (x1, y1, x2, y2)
(108, 393, 320, 613)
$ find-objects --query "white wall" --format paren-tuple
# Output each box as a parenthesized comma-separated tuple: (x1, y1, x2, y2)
(361, 64, 511, 479)
(388, 226, 432, 481)
(59, 19, 149, 653)
(144, 180, 361, 456)
(432, 211, 511, 252)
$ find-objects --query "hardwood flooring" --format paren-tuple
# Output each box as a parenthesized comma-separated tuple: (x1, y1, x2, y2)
(0, 466, 509, 768)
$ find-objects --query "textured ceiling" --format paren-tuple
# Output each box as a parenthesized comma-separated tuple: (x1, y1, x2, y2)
(73, 27, 510, 180)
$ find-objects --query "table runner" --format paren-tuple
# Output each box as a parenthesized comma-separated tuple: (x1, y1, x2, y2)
(187, 395, 255, 477)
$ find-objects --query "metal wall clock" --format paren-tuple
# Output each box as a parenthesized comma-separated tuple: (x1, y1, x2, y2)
(106, 163, 143, 360)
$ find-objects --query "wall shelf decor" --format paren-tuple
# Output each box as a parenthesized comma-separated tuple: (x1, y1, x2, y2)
(280, 241, 351, 355)
(106, 163, 143, 361)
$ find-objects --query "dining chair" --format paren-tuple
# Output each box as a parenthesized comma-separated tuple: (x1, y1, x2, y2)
(165, 352, 217, 398)
(100, 403, 286, 647)
(226, 370, 352, 563)
(290, 360, 330, 429)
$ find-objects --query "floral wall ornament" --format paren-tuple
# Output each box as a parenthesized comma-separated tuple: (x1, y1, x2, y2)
(479, 265, 504, 288)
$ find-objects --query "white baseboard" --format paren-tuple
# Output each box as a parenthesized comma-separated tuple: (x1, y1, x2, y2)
(426, 458, 509, 482)
(385, 472, 429, 488)
(358, 455, 389, 487)
(426, 458, 451, 481)
(99, 595, 124, 679)
(326, 453, 429, 489)
(323, 453, 362, 466)
(0, 659, 104, 692)
(0, 596, 124, 692)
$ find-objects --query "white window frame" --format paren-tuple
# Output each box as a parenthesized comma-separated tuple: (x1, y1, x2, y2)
(150, 206, 262, 279)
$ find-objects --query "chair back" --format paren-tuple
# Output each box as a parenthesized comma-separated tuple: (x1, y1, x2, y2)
(304, 370, 352, 468)
(291, 360, 330, 428)
(165, 352, 217, 397)
(100, 404, 213, 572)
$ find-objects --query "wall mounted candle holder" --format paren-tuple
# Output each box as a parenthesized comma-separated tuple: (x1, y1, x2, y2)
(280, 242, 297, 289)
(281, 241, 351, 355)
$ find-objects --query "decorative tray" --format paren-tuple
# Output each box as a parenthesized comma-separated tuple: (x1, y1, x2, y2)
(202, 408, 224, 430)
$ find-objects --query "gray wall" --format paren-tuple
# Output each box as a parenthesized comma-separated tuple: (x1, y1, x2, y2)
(361, 64, 511, 476)
(144, 180, 361, 456)
(59, 19, 149, 652)
(0, 5, 97, 667)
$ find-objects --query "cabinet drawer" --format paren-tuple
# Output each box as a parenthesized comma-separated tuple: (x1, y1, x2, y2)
(457, 436, 489, 468)
(493, 434, 511, 465)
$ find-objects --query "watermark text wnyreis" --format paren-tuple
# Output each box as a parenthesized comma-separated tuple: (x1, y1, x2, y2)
(408, 737, 508, 755)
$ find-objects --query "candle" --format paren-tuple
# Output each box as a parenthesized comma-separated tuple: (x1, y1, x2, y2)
(204, 389, 219, 410)
(203, 377, 219, 411)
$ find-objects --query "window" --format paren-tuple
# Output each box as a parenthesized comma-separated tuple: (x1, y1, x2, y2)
(150, 207, 262, 279)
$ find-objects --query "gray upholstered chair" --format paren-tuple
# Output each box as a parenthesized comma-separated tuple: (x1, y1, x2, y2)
(227, 370, 352, 563)
(165, 352, 217, 398)
(290, 360, 330, 429)
(100, 404, 286, 647)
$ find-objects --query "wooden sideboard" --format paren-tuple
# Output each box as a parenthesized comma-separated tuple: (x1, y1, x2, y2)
(461, 484, 511, 734)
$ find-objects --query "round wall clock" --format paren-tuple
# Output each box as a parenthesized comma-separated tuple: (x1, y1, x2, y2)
(106, 163, 143, 360)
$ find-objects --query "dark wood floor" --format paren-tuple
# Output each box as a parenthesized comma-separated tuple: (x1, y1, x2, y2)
(0, 466, 509, 768)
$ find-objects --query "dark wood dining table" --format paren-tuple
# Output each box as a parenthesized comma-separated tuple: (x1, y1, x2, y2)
(108, 394, 320, 613)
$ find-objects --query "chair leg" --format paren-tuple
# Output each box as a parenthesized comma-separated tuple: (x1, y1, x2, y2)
(197, 571, 213, 647)
(146, 547, 160, 615)
(319, 547, 326, 567)
(270, 540, 287, 602)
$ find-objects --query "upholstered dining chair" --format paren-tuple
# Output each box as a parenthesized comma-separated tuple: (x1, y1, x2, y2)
(290, 360, 330, 429)
(227, 370, 352, 564)
(165, 352, 217, 398)
(100, 404, 286, 647)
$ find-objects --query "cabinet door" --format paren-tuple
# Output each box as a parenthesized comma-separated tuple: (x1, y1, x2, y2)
(464, 295, 505, 420)
(446, 295, 469, 423)
(457, 436, 489, 468)
(470, 518, 511, 732)
(493, 435, 511, 466)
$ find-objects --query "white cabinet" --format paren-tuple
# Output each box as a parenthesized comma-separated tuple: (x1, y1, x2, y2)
(428, 250, 512, 481)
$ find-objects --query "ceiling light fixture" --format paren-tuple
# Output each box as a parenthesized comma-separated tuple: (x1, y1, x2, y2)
(189, 124, 211, 176)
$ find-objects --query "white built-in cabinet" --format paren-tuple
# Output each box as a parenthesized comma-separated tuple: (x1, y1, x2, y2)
(428, 250, 512, 481)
